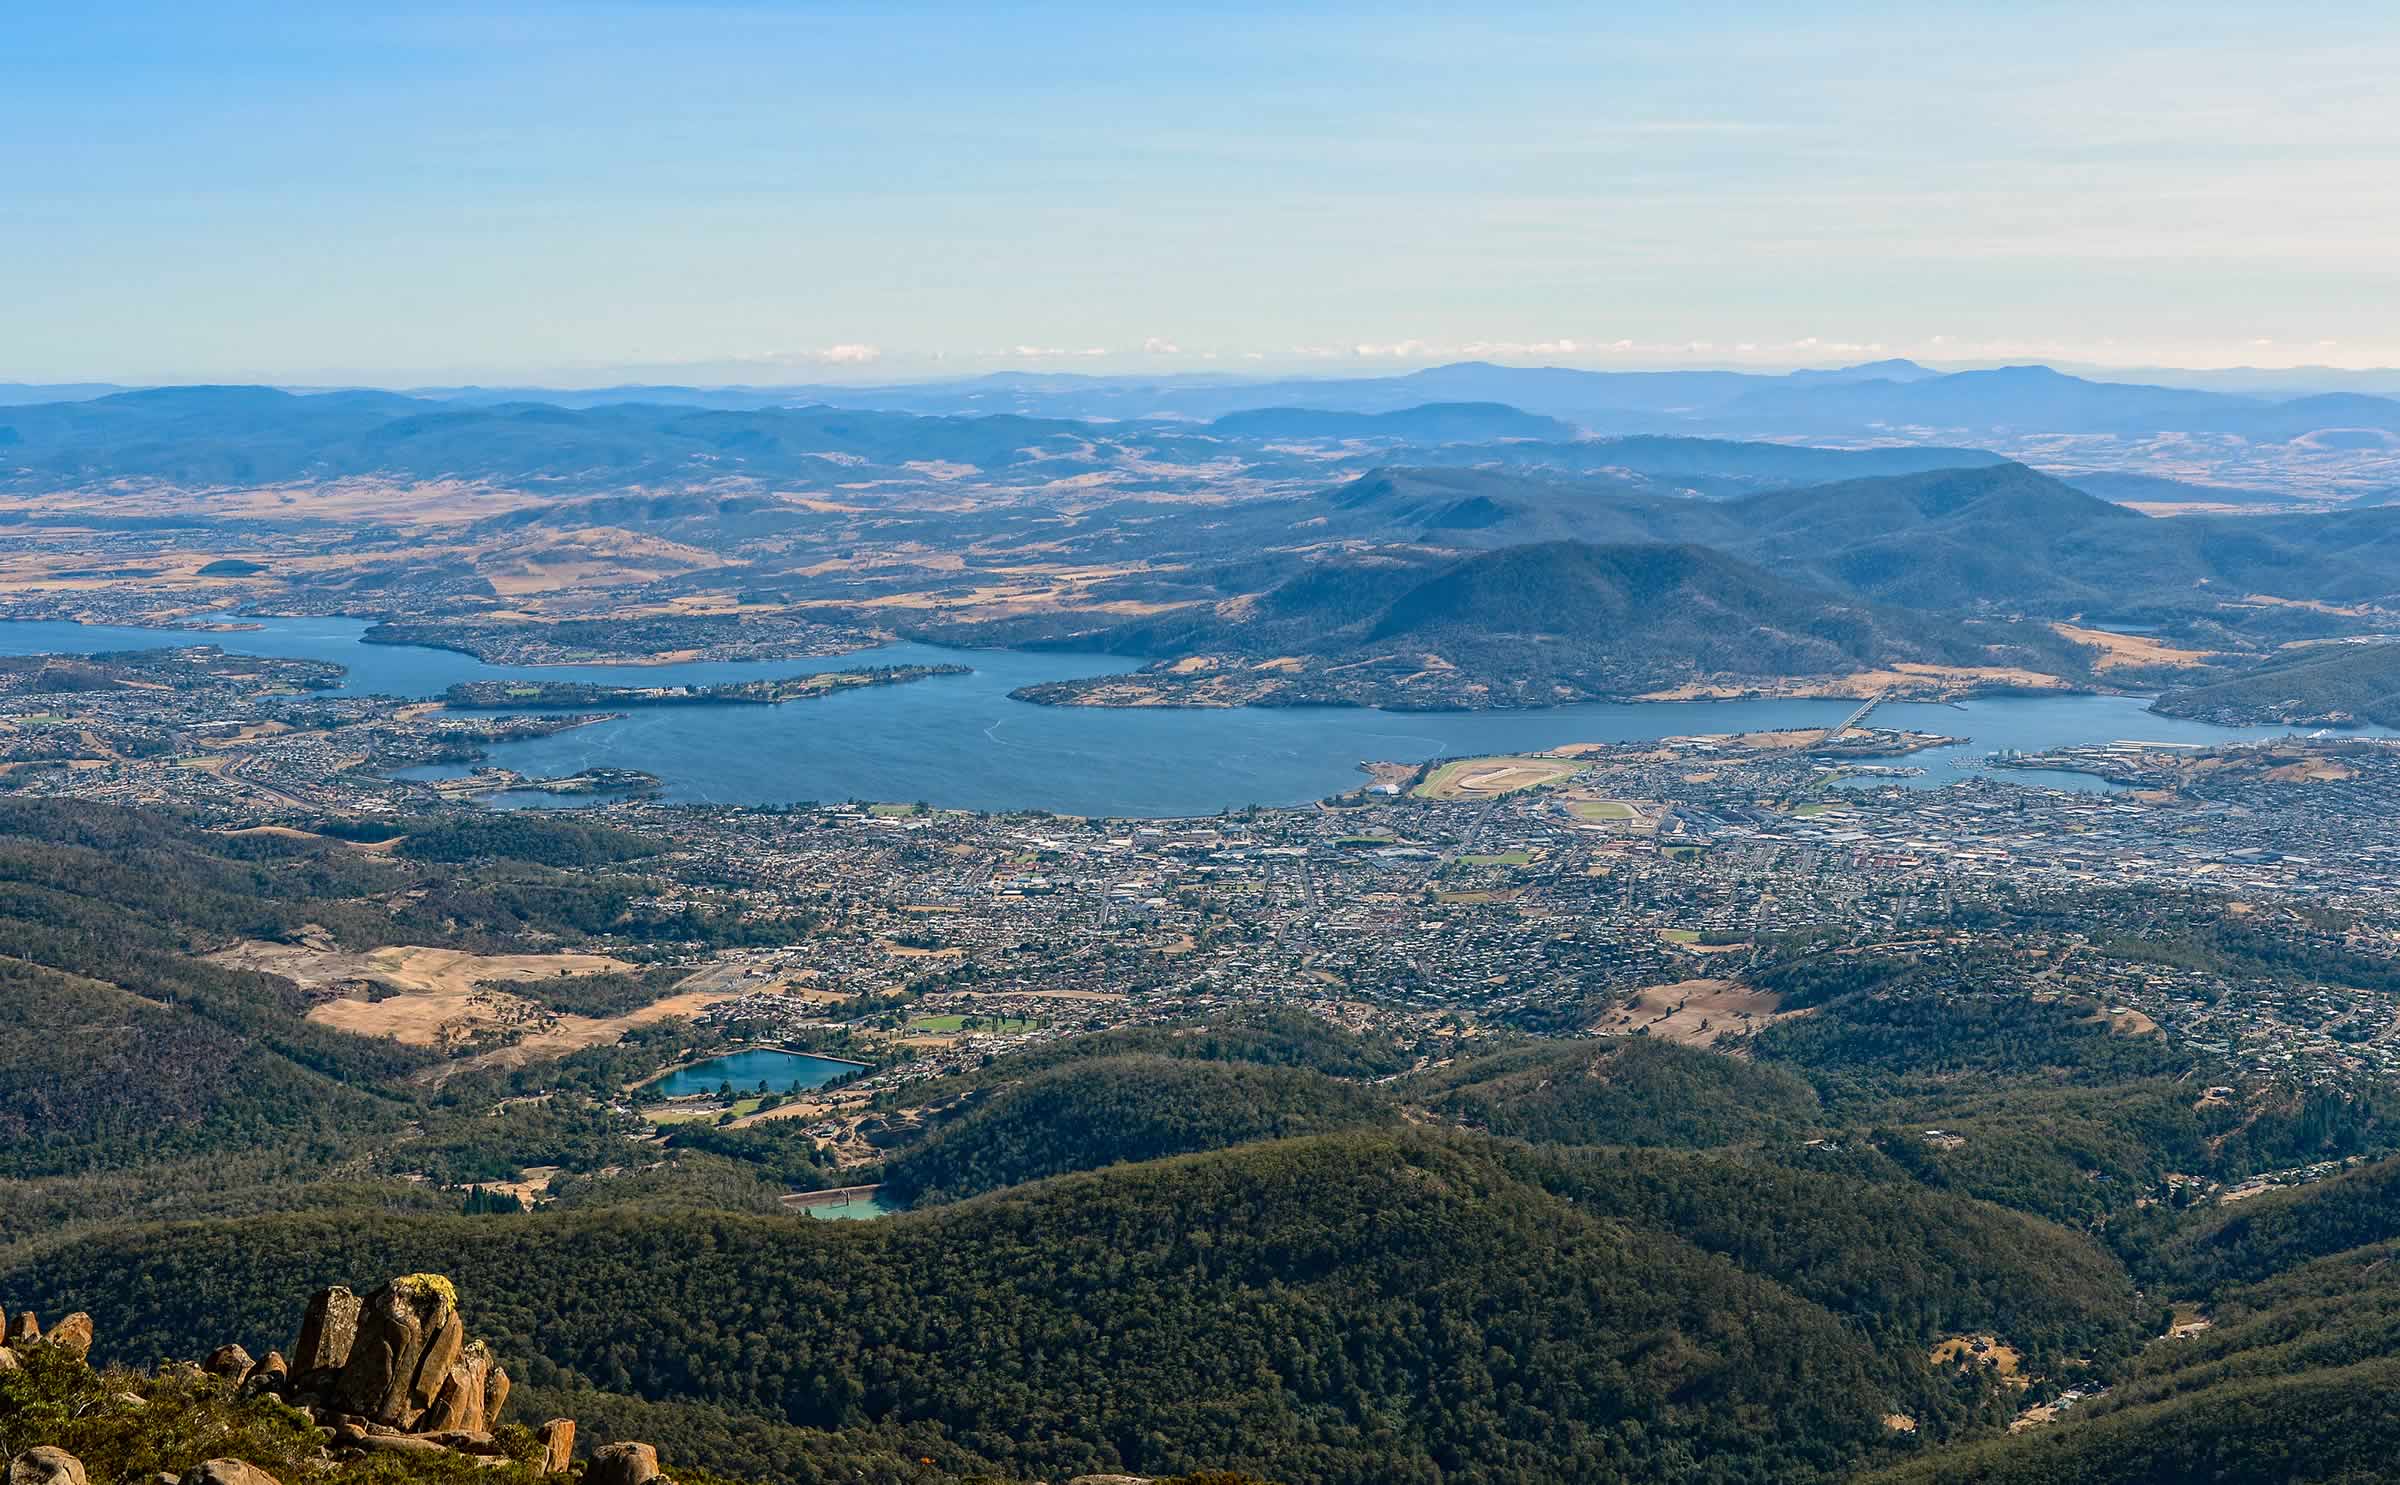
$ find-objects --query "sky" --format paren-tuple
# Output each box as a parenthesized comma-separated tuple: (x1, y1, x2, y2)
(7, 1, 2399, 386)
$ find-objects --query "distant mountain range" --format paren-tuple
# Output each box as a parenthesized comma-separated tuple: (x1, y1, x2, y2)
(416, 359, 2400, 443)
(0, 383, 2010, 499)
(13, 360, 2400, 443)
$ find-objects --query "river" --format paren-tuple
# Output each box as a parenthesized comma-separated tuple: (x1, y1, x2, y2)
(0, 616, 2363, 817)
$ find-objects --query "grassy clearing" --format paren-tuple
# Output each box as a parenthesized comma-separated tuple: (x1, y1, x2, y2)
(1570, 799, 1637, 821)
(1460, 849, 1534, 867)
(905, 1014, 1038, 1034)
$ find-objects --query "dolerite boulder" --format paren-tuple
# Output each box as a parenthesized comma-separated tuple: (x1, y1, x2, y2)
(180, 1464, 282, 1485)
(240, 1350, 288, 1394)
(290, 1287, 360, 1384)
(42, 1313, 92, 1361)
(332, 1275, 463, 1428)
(586, 1442, 660, 1485)
(0, 1347, 19, 1372)
(203, 1343, 255, 1381)
(482, 1358, 512, 1429)
(9, 1449, 87, 1485)
(535, 1418, 576, 1473)
(418, 1339, 500, 1433)
(7, 1311, 36, 1345)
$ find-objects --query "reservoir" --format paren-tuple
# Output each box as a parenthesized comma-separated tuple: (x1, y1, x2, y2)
(643, 1048, 865, 1098)
(0, 616, 2374, 817)
(799, 1189, 900, 1221)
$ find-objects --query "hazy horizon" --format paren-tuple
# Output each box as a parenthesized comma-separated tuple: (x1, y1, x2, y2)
(10, 2, 2398, 384)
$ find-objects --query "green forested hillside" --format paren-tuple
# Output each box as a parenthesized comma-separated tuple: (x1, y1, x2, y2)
(878, 1054, 1392, 1205)
(1853, 1355, 2400, 1485)
(9, 1131, 2053, 1485)
(1510, 1146, 2147, 1373)
(1406, 1036, 1823, 1148)
(2150, 640, 2400, 727)
(2150, 1154, 2400, 1294)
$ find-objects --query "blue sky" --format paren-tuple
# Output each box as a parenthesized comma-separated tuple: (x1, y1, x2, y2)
(7, 1, 2397, 384)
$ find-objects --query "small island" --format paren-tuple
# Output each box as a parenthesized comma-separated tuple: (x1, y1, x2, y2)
(441, 663, 970, 710)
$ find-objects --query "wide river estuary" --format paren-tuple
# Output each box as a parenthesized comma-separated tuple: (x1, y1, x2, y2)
(0, 616, 2362, 817)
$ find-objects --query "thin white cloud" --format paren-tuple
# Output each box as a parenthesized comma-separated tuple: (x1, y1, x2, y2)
(1142, 336, 1181, 354)
(1460, 338, 1582, 358)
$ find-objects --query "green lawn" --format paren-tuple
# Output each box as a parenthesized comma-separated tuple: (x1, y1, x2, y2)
(1661, 928, 1701, 944)
(907, 1014, 1038, 1034)
(1460, 850, 1533, 867)
(1570, 799, 1637, 821)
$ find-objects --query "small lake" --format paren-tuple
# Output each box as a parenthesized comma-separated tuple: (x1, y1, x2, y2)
(0, 615, 2378, 816)
(647, 1048, 865, 1098)
(803, 1190, 899, 1222)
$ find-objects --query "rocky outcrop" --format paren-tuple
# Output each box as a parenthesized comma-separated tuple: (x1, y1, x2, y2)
(585, 1442, 660, 1485)
(203, 1343, 255, 1381)
(331, 1276, 463, 1428)
(6, 1311, 37, 1345)
(536, 1419, 576, 1474)
(417, 1339, 497, 1434)
(13, 1279, 676, 1485)
(241, 1350, 288, 1393)
(290, 1288, 359, 1384)
(42, 1314, 92, 1362)
(9, 1448, 87, 1485)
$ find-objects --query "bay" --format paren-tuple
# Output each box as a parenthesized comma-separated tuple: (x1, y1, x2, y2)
(0, 616, 2369, 817)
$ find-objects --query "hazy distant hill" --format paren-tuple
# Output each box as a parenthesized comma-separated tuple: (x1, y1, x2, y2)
(2061, 470, 2309, 508)
(1205, 401, 1575, 442)
(0, 387, 1254, 492)
(549, 359, 2400, 443)
(1357, 461, 2400, 616)
(1384, 433, 2010, 496)
(1030, 538, 2078, 705)
(1723, 365, 2259, 433)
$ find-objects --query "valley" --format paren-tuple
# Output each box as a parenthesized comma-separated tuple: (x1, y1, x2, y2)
(10, 372, 2400, 1485)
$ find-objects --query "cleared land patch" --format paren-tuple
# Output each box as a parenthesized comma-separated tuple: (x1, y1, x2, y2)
(1593, 978, 1805, 1049)
(205, 940, 745, 1064)
(2052, 622, 2220, 672)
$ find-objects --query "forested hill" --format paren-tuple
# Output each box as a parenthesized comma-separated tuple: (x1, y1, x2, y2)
(2150, 640, 2400, 727)
(1010, 538, 2092, 706)
(6, 1129, 2137, 1485)
(1249, 462, 2400, 618)
(1853, 1151, 2400, 1485)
